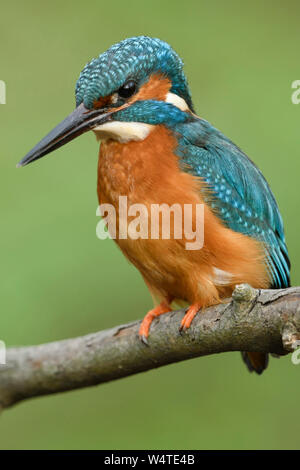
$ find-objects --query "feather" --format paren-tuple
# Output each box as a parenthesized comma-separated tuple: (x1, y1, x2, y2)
(172, 116, 290, 289)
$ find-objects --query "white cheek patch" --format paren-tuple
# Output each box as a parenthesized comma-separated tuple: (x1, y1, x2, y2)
(165, 92, 190, 111)
(93, 121, 154, 143)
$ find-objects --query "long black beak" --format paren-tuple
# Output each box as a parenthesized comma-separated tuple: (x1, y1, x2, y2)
(17, 103, 112, 167)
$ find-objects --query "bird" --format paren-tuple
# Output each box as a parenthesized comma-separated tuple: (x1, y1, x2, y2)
(18, 36, 290, 374)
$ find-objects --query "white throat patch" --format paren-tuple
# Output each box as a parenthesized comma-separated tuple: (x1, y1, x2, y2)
(93, 121, 154, 143)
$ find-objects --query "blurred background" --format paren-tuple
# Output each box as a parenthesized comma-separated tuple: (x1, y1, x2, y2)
(0, 0, 299, 450)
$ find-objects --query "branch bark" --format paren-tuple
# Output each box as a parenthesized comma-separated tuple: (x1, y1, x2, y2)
(1, 284, 300, 410)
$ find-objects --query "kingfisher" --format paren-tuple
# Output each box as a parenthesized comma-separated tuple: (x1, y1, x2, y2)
(18, 36, 290, 374)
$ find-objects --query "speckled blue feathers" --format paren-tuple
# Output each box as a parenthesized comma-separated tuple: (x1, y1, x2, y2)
(172, 117, 291, 289)
(76, 36, 290, 289)
(112, 99, 290, 288)
(112, 95, 290, 289)
(76, 36, 193, 110)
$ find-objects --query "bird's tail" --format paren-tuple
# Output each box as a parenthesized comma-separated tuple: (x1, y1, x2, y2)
(241, 351, 269, 375)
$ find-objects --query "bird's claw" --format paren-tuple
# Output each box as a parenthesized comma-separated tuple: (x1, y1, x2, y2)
(179, 303, 201, 333)
(139, 334, 149, 346)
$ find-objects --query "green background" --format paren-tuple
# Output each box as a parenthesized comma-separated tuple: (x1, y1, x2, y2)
(0, 0, 299, 450)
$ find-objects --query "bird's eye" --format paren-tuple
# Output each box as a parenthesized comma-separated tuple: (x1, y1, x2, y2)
(118, 80, 137, 99)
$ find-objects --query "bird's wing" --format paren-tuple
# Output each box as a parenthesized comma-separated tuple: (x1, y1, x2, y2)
(173, 117, 290, 288)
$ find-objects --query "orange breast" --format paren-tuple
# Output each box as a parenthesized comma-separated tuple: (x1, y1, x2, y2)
(97, 125, 270, 307)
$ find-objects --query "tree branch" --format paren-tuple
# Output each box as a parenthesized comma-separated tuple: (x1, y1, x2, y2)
(1, 284, 300, 410)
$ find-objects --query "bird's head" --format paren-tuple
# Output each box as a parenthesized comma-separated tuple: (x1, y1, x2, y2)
(18, 36, 194, 167)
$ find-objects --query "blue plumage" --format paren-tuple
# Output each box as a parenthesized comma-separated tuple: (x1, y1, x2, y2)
(173, 118, 290, 289)
(115, 99, 290, 288)
(76, 36, 193, 110)
(69, 34, 290, 289)
(19, 35, 290, 373)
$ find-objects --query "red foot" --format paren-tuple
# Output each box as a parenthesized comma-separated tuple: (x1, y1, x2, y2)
(139, 299, 172, 345)
(180, 303, 201, 331)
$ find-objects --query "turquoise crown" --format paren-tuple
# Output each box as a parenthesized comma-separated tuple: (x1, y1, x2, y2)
(75, 36, 193, 110)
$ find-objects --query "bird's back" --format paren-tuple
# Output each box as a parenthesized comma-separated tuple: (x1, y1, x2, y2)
(172, 116, 290, 290)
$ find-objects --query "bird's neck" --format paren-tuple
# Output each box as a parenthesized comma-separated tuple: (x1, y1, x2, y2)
(97, 125, 199, 208)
